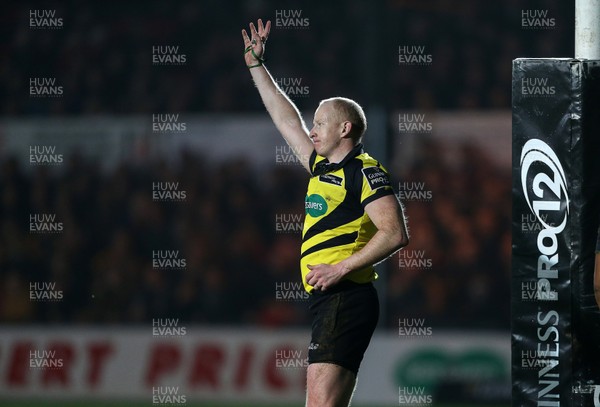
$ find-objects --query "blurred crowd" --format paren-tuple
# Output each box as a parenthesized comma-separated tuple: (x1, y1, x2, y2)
(0, 138, 510, 330)
(0, 151, 310, 326)
(387, 139, 511, 329)
(1, 0, 572, 115)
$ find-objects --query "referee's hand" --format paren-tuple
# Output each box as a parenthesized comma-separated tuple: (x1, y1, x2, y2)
(306, 263, 347, 292)
(241, 19, 271, 67)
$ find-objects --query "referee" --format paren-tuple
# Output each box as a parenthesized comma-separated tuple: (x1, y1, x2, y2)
(242, 19, 409, 407)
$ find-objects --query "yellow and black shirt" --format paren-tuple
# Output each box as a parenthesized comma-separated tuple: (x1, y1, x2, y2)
(301, 143, 395, 292)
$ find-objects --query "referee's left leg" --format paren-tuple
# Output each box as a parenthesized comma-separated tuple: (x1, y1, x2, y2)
(306, 363, 356, 407)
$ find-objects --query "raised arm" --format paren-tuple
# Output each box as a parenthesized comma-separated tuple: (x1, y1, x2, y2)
(242, 19, 314, 173)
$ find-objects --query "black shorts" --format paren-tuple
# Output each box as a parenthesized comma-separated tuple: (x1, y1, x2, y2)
(307, 280, 379, 375)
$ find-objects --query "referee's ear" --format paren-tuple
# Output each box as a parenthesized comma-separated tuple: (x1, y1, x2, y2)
(340, 120, 353, 139)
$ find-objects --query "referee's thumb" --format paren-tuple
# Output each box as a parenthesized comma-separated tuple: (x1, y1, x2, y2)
(307, 264, 314, 269)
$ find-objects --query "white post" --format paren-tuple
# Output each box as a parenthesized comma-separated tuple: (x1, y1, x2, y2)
(575, 0, 600, 59)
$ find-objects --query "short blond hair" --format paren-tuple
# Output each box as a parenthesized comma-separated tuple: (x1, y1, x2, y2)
(319, 97, 367, 143)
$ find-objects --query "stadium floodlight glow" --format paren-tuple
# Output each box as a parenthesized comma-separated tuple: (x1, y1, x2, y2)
(575, 0, 600, 59)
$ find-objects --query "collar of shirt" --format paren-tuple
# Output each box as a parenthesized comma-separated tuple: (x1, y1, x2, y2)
(312, 143, 364, 176)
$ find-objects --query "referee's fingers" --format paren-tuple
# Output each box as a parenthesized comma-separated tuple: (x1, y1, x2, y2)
(250, 22, 259, 37)
(241, 29, 251, 45)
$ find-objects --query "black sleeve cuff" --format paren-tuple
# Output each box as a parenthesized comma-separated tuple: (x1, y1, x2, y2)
(361, 187, 395, 208)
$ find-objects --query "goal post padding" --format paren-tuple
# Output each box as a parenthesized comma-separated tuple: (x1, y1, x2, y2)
(512, 58, 600, 407)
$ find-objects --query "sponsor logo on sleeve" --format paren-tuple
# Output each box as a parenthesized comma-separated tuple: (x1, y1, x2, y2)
(362, 166, 391, 190)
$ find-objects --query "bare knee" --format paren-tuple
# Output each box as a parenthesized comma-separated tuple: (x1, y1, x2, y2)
(306, 363, 356, 407)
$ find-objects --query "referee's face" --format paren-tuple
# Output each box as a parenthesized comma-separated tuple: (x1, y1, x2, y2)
(310, 102, 343, 158)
